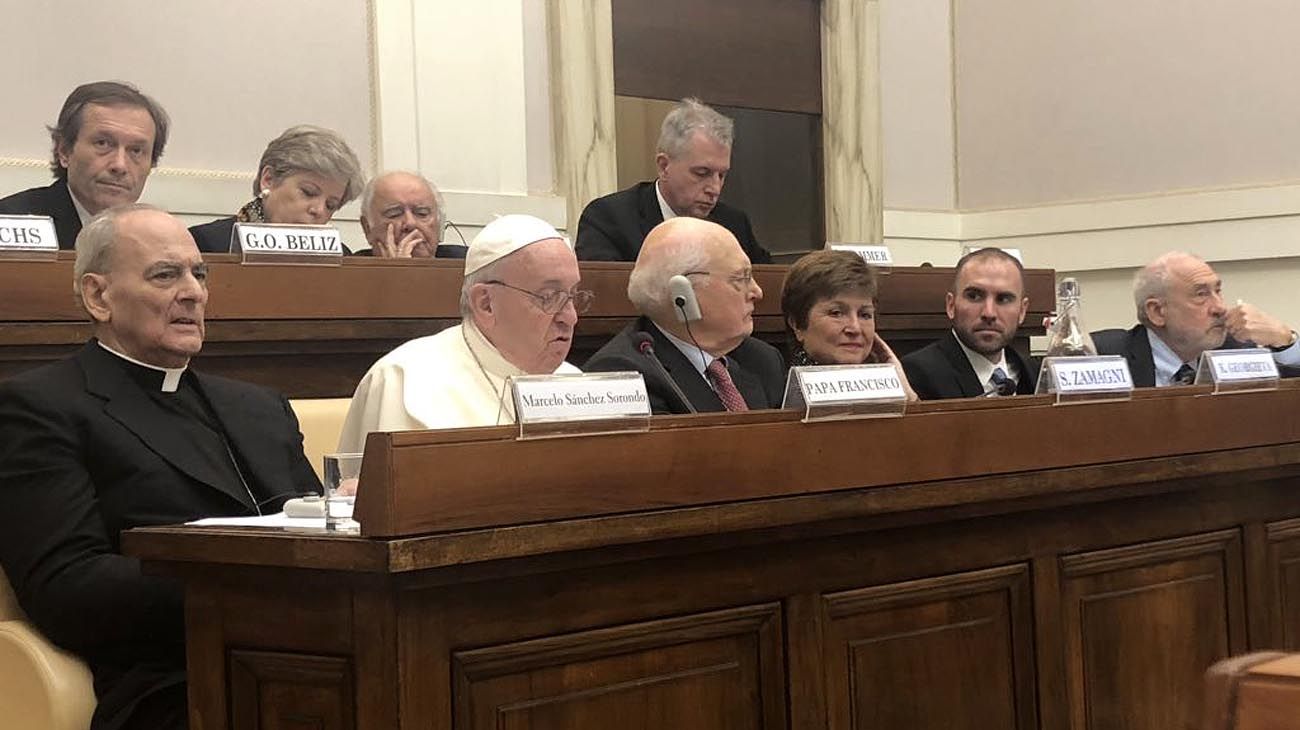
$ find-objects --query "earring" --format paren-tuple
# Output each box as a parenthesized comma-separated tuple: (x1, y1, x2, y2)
(259, 188, 270, 199)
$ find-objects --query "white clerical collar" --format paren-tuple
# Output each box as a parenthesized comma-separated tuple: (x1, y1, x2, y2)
(68, 187, 94, 227)
(952, 330, 1017, 395)
(462, 319, 528, 381)
(1146, 327, 1194, 387)
(97, 340, 187, 392)
(654, 180, 679, 222)
(653, 322, 716, 376)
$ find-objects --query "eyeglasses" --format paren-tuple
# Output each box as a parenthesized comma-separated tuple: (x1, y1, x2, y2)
(684, 268, 755, 291)
(483, 280, 595, 314)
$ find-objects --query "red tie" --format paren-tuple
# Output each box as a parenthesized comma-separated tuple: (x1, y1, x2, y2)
(705, 359, 749, 412)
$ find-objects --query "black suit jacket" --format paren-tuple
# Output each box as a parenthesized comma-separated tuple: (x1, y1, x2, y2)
(583, 317, 786, 414)
(0, 342, 320, 730)
(574, 181, 772, 263)
(1092, 325, 1160, 388)
(187, 216, 239, 254)
(0, 179, 81, 249)
(901, 330, 1040, 400)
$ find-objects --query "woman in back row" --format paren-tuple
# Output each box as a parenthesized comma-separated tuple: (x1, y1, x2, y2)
(189, 125, 364, 253)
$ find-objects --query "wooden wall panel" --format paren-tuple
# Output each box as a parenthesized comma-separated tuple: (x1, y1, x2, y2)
(451, 604, 785, 730)
(1266, 518, 1300, 650)
(1060, 530, 1246, 730)
(229, 650, 355, 730)
(611, 0, 822, 114)
(820, 565, 1037, 730)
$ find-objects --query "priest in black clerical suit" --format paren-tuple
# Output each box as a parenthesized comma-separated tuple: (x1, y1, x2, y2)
(0, 178, 82, 249)
(0, 205, 320, 730)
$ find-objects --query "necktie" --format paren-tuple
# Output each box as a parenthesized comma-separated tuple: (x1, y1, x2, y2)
(990, 367, 1017, 396)
(705, 359, 749, 412)
(1172, 363, 1196, 386)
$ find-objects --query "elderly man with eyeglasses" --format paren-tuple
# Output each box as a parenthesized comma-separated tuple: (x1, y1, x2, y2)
(337, 215, 590, 449)
(583, 217, 785, 414)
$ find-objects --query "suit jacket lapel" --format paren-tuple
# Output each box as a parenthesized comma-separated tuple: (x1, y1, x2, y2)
(939, 332, 986, 397)
(79, 344, 255, 509)
(636, 182, 665, 239)
(196, 374, 290, 501)
(725, 358, 767, 409)
(1008, 347, 1040, 394)
(47, 180, 82, 250)
(1129, 326, 1157, 388)
(646, 320, 725, 412)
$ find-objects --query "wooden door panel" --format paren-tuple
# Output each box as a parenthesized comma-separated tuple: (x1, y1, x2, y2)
(452, 603, 785, 730)
(1060, 529, 1246, 730)
(821, 564, 1036, 730)
(1266, 518, 1300, 649)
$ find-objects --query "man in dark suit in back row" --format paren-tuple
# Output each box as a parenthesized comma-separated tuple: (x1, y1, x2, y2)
(1093, 251, 1300, 386)
(574, 97, 772, 265)
(584, 217, 785, 414)
(903, 248, 1040, 399)
(0, 205, 321, 730)
(0, 81, 169, 249)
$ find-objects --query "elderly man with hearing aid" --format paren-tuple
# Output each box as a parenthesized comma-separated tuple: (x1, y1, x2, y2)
(583, 217, 785, 414)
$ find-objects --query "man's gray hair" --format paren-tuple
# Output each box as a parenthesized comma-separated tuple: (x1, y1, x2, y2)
(254, 125, 365, 205)
(459, 257, 502, 319)
(359, 170, 446, 228)
(656, 98, 734, 158)
(72, 203, 163, 300)
(1133, 251, 1197, 325)
(627, 235, 714, 317)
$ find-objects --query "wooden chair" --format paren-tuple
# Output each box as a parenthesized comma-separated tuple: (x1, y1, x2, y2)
(0, 567, 96, 730)
(1205, 652, 1300, 730)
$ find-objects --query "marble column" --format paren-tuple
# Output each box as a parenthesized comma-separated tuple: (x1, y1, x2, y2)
(822, 0, 884, 244)
(546, 0, 618, 232)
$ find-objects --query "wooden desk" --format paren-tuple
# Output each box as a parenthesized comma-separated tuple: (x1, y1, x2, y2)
(0, 254, 1054, 397)
(127, 385, 1300, 729)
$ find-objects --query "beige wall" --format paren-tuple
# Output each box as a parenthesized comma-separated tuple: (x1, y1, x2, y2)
(880, 0, 1300, 335)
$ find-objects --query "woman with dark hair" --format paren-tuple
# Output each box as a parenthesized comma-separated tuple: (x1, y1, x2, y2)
(780, 249, 917, 398)
(189, 125, 364, 253)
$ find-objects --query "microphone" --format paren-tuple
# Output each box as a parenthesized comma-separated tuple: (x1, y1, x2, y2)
(632, 332, 699, 414)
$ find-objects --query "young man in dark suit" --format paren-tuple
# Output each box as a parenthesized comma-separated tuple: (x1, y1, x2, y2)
(0, 81, 169, 249)
(0, 205, 319, 730)
(584, 217, 785, 414)
(903, 248, 1039, 400)
(574, 98, 771, 265)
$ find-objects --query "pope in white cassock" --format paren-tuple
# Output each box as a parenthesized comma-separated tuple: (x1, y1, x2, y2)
(337, 214, 590, 452)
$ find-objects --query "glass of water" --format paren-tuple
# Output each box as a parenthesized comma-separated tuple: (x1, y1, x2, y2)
(322, 452, 363, 532)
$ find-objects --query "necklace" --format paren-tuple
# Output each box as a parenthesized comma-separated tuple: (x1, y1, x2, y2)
(461, 325, 509, 425)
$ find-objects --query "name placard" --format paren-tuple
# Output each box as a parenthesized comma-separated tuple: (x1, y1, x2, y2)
(234, 223, 344, 257)
(829, 243, 893, 266)
(1048, 356, 1134, 394)
(1203, 348, 1279, 385)
(0, 215, 59, 251)
(797, 364, 906, 404)
(510, 373, 651, 438)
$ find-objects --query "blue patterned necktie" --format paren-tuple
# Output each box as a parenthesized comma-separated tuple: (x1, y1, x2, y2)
(990, 367, 1017, 396)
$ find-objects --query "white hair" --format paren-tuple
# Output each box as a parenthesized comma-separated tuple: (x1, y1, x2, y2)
(1133, 251, 1199, 325)
(73, 203, 163, 302)
(458, 256, 504, 319)
(627, 234, 714, 317)
(656, 97, 734, 158)
(359, 170, 446, 230)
